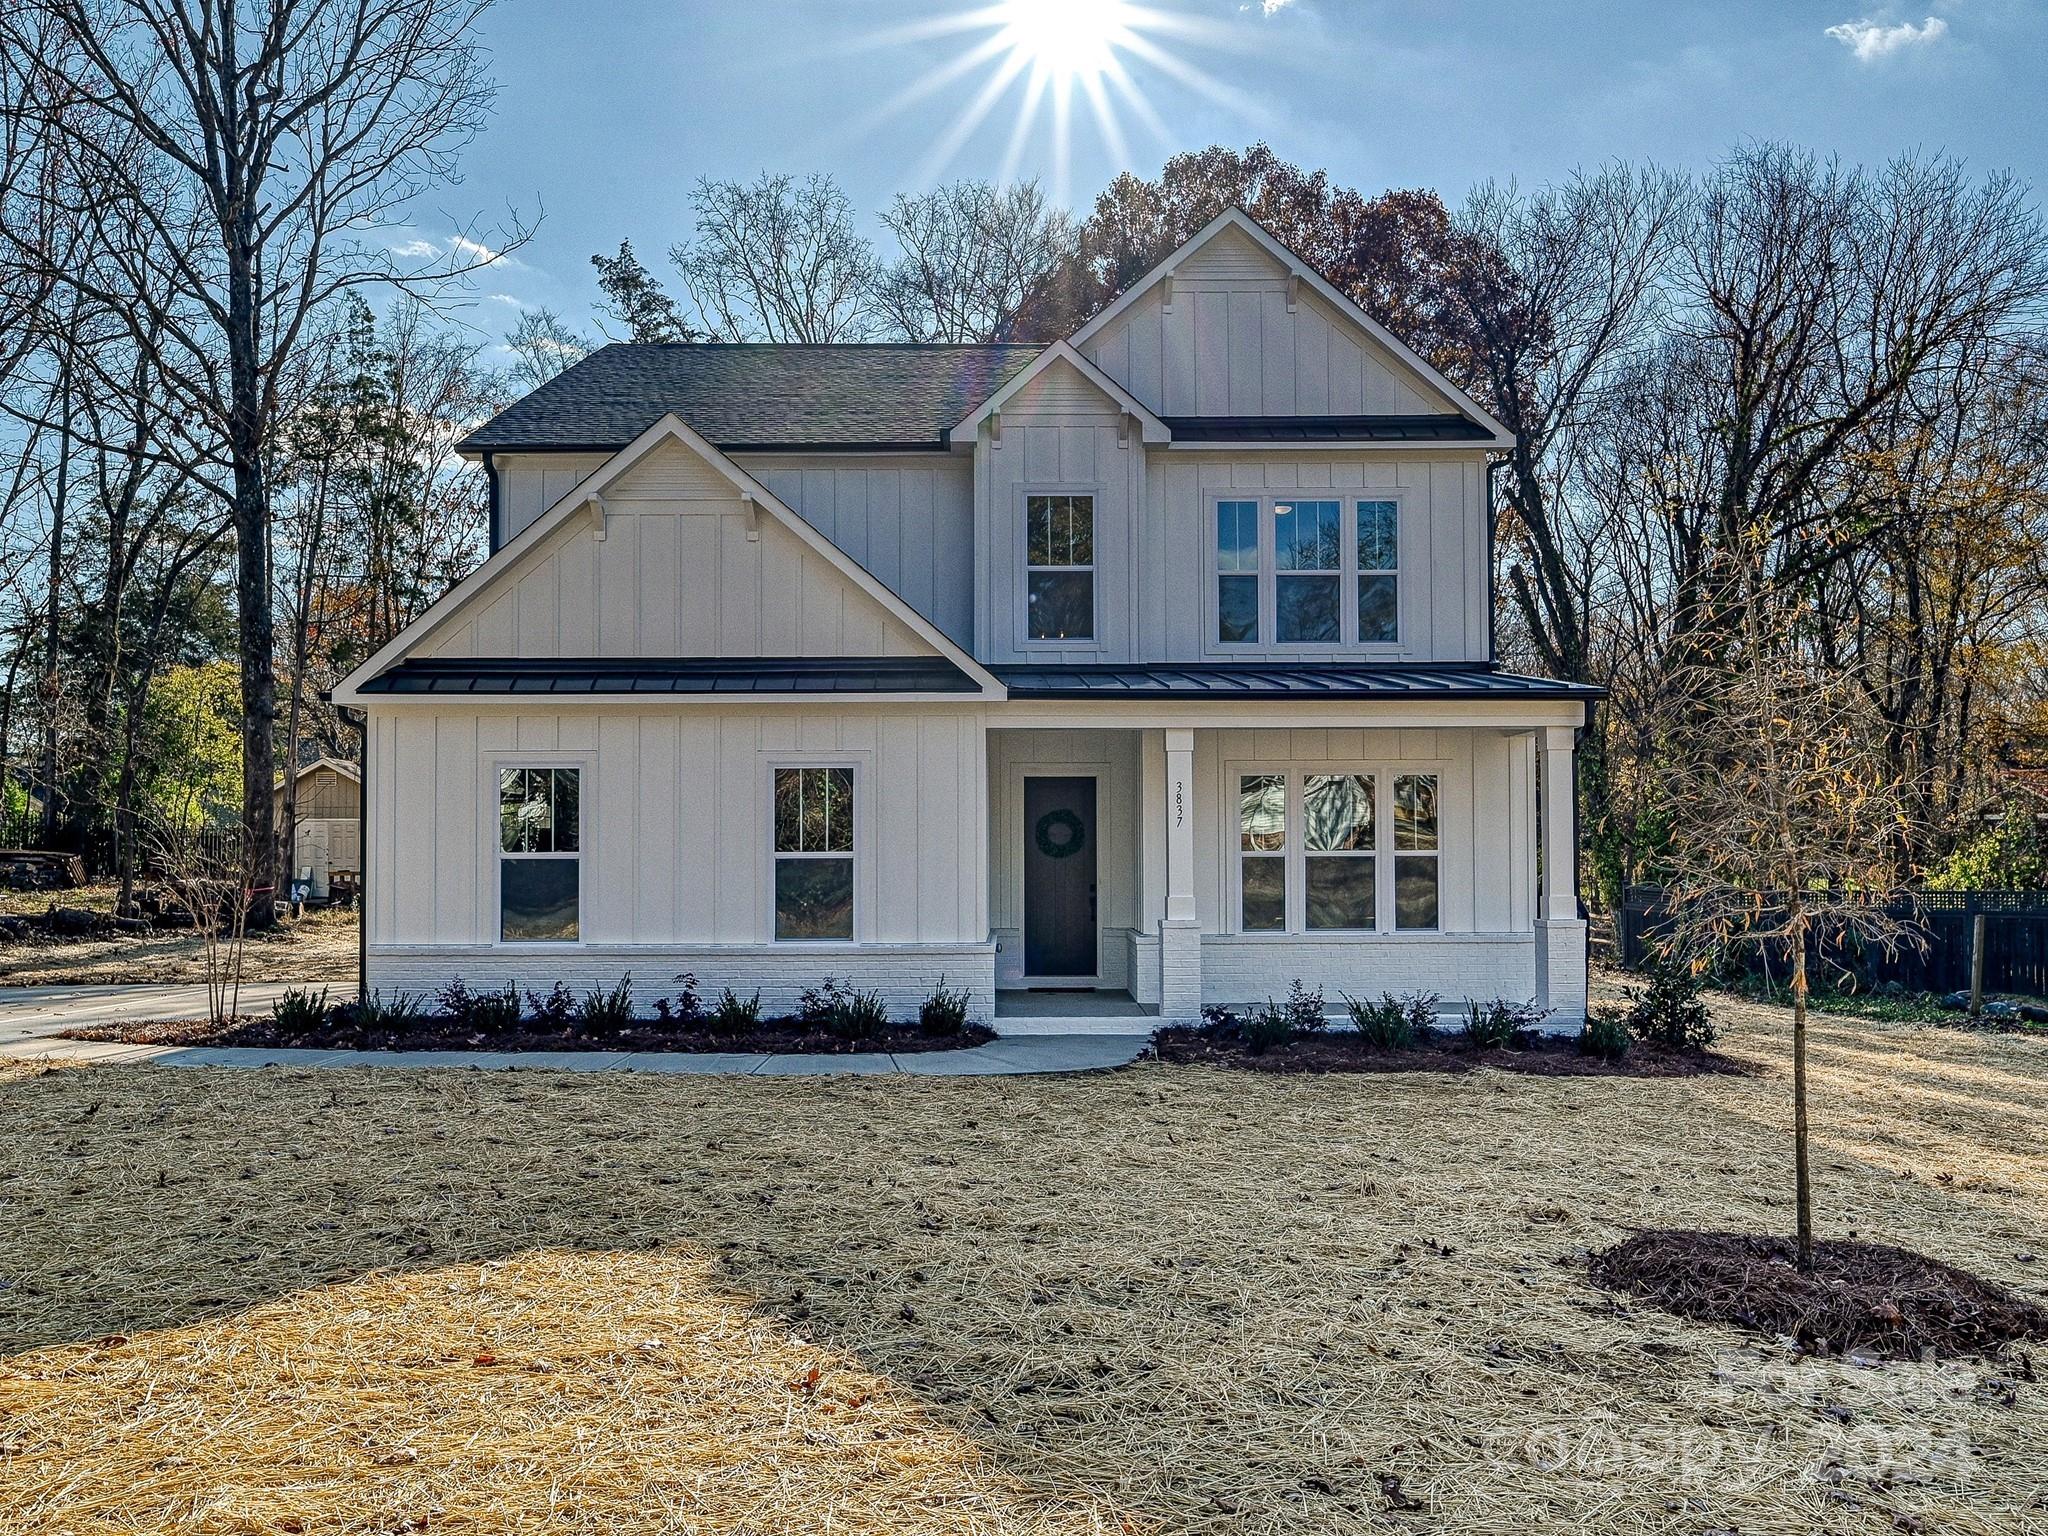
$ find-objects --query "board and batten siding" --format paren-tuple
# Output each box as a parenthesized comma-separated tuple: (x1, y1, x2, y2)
(422, 440, 935, 661)
(1080, 222, 1450, 419)
(363, 703, 993, 1010)
(740, 454, 975, 647)
(493, 452, 610, 545)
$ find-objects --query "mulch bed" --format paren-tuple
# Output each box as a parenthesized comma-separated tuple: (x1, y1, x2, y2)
(1591, 1230, 2048, 1361)
(63, 1014, 998, 1055)
(1150, 1025, 1748, 1077)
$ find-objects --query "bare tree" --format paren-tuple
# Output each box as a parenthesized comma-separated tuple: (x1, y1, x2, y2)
(0, 0, 519, 923)
(503, 306, 592, 390)
(874, 180, 1074, 342)
(671, 173, 876, 343)
(1656, 588, 1922, 1273)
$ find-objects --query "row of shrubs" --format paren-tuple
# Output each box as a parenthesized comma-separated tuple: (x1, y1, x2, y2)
(1196, 959, 1718, 1060)
(270, 972, 979, 1042)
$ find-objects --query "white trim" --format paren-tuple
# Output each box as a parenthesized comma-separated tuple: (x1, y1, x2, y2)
(764, 757, 864, 945)
(333, 412, 1006, 704)
(951, 340, 1170, 444)
(1016, 485, 1103, 652)
(1203, 492, 1408, 659)
(1223, 759, 1446, 937)
(487, 754, 593, 948)
(1065, 207, 1514, 446)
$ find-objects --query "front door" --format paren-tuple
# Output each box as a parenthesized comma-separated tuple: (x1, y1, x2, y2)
(1023, 776, 1098, 980)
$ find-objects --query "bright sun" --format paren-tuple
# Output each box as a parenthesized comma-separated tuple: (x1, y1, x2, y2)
(993, 0, 1137, 82)
(846, 1, 1253, 202)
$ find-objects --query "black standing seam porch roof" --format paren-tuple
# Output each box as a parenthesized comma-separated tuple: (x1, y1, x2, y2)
(358, 658, 982, 696)
(1159, 414, 1493, 443)
(990, 663, 1604, 702)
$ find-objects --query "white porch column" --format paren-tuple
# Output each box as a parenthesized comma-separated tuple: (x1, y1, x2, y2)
(1158, 727, 1202, 1019)
(1534, 724, 1588, 1023)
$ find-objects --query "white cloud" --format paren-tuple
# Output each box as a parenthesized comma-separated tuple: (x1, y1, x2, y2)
(389, 237, 440, 258)
(1239, 0, 1294, 13)
(487, 292, 525, 307)
(1825, 15, 1949, 61)
(448, 232, 523, 269)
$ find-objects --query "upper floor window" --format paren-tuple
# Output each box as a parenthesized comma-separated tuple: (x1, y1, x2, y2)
(1214, 497, 1400, 649)
(1026, 493, 1094, 641)
(499, 767, 580, 942)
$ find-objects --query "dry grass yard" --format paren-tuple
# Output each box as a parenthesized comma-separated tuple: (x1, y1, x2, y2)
(0, 892, 357, 985)
(1, 995, 2043, 1534)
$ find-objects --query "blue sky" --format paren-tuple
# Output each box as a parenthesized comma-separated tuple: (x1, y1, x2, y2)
(399, 0, 2048, 346)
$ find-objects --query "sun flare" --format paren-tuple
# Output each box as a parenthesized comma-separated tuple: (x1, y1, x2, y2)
(994, 0, 1137, 82)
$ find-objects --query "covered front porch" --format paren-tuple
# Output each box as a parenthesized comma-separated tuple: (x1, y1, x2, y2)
(984, 698, 1590, 1026)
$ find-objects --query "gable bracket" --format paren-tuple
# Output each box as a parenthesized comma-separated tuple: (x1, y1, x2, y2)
(1161, 269, 1176, 313)
(1286, 273, 1300, 312)
(588, 492, 608, 542)
(989, 410, 1002, 447)
(1118, 411, 1132, 449)
(740, 489, 760, 541)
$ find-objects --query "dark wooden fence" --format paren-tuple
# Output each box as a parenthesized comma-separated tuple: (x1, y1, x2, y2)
(1615, 887, 2048, 999)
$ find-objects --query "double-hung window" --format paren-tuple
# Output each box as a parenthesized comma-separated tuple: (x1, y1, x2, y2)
(1025, 493, 1095, 641)
(1214, 497, 1400, 648)
(773, 766, 855, 940)
(1233, 767, 1439, 933)
(499, 767, 580, 942)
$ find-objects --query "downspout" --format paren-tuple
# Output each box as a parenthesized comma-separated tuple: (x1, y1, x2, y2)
(483, 452, 502, 556)
(336, 701, 368, 1005)
(1484, 456, 1503, 668)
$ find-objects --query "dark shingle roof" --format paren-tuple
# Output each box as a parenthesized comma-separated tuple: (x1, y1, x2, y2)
(990, 662, 1603, 702)
(459, 343, 1044, 454)
(359, 657, 979, 696)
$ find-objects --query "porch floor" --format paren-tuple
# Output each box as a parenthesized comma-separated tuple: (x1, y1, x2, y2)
(993, 989, 1157, 1037)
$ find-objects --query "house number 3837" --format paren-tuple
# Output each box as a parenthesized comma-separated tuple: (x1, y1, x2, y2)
(1173, 780, 1185, 827)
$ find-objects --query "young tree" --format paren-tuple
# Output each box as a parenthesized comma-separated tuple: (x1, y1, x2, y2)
(671, 173, 876, 342)
(590, 239, 694, 343)
(0, 0, 519, 923)
(1657, 588, 1922, 1273)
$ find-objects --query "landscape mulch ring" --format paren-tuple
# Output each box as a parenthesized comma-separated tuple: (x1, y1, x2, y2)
(63, 1012, 1000, 1055)
(1592, 1230, 2048, 1361)
(1150, 1024, 1751, 1076)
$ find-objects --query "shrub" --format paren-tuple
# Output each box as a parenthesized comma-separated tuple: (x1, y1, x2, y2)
(652, 972, 703, 1025)
(579, 976, 637, 1036)
(434, 979, 521, 1032)
(1342, 990, 1437, 1050)
(1623, 955, 1717, 1051)
(524, 982, 578, 1028)
(796, 977, 855, 1028)
(1283, 978, 1328, 1034)
(831, 987, 892, 1043)
(270, 986, 330, 1034)
(710, 988, 761, 1035)
(1465, 996, 1551, 1050)
(349, 991, 427, 1028)
(918, 978, 972, 1037)
(1579, 1008, 1631, 1061)
(1242, 1000, 1293, 1054)
(1199, 1001, 1241, 1035)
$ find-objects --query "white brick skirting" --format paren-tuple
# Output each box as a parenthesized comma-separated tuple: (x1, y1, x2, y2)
(1200, 932, 1540, 1016)
(1158, 920, 1203, 1021)
(1533, 918, 1589, 1025)
(366, 943, 998, 1024)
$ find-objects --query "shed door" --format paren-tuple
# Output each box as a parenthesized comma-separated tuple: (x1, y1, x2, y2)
(1023, 776, 1097, 980)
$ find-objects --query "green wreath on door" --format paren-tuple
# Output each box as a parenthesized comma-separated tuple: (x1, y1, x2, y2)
(1034, 807, 1087, 860)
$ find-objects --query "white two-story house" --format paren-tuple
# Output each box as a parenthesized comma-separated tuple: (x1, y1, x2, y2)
(333, 209, 1598, 1026)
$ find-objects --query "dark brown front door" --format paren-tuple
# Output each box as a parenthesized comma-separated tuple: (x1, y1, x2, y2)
(1023, 776, 1097, 979)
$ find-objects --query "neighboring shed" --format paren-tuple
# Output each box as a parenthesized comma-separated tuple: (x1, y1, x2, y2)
(274, 758, 361, 898)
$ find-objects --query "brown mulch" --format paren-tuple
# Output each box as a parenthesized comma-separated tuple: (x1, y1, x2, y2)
(64, 1012, 998, 1055)
(1150, 1025, 1750, 1077)
(1591, 1230, 2048, 1361)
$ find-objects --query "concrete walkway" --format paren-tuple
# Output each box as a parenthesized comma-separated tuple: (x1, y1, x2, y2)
(0, 985, 1147, 1076)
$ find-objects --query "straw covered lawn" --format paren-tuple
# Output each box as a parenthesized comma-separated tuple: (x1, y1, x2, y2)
(2, 996, 2044, 1534)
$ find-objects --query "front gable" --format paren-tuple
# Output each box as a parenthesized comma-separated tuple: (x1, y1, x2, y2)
(1071, 209, 1508, 439)
(335, 416, 1002, 702)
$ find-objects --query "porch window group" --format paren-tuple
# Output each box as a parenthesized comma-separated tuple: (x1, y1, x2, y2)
(1237, 769, 1440, 933)
(1216, 497, 1399, 646)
